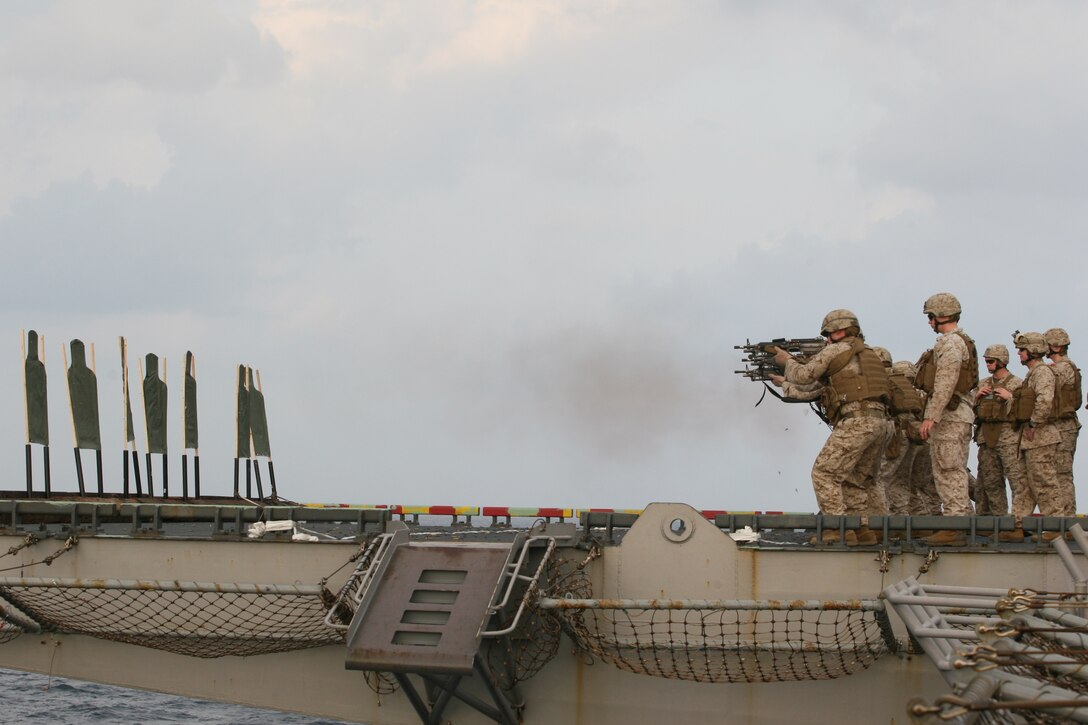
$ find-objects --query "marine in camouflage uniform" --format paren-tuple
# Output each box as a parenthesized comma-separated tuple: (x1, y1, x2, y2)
(971, 344, 1029, 537)
(888, 360, 942, 517)
(1012, 332, 1073, 519)
(777, 373, 894, 522)
(916, 293, 977, 546)
(771, 309, 892, 545)
(866, 347, 899, 516)
(878, 357, 920, 516)
(1045, 328, 1080, 512)
(896, 363, 948, 515)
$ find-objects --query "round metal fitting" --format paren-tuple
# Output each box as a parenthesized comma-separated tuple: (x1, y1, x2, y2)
(662, 516, 694, 543)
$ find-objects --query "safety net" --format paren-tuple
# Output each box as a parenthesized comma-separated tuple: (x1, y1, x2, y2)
(541, 560, 893, 683)
(0, 577, 343, 658)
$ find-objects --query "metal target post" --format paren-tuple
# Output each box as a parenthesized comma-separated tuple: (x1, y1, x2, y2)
(39, 335, 52, 496)
(22, 330, 30, 496)
(161, 357, 167, 498)
(120, 337, 139, 496)
(119, 337, 142, 496)
(181, 351, 199, 501)
(120, 335, 127, 494)
(132, 447, 143, 496)
(140, 353, 170, 497)
(137, 356, 154, 497)
(63, 339, 103, 497)
(91, 343, 103, 496)
(234, 364, 249, 500)
(252, 368, 278, 500)
(62, 343, 85, 496)
(248, 367, 263, 501)
(21, 329, 53, 496)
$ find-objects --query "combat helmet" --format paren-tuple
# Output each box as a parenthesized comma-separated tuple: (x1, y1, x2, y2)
(1044, 327, 1071, 348)
(1013, 331, 1048, 356)
(983, 344, 1009, 365)
(872, 346, 893, 367)
(820, 309, 860, 336)
(891, 360, 917, 381)
(923, 292, 961, 319)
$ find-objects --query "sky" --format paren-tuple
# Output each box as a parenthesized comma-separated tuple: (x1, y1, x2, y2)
(1, 1, 1087, 512)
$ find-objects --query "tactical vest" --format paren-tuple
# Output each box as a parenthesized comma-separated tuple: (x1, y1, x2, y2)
(887, 372, 924, 417)
(1011, 366, 1058, 424)
(976, 377, 1013, 424)
(977, 420, 1001, 449)
(819, 337, 891, 423)
(1010, 385, 1036, 424)
(915, 329, 978, 410)
(1054, 361, 1083, 418)
(975, 377, 1012, 448)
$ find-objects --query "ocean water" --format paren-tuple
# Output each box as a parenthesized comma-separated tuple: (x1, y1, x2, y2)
(0, 668, 356, 724)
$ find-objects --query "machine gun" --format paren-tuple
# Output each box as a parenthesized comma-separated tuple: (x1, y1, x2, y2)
(735, 338, 826, 383)
(735, 337, 831, 424)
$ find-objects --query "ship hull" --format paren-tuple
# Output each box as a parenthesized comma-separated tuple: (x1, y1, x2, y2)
(0, 631, 945, 724)
(0, 502, 1076, 723)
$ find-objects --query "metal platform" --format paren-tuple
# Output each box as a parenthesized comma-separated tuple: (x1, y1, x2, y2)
(344, 538, 518, 674)
(335, 525, 555, 724)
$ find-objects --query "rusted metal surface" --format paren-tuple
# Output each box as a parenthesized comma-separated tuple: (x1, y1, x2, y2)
(537, 597, 883, 611)
(0, 577, 324, 595)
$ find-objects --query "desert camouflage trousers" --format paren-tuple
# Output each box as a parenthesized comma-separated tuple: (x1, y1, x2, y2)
(1056, 418, 1079, 506)
(975, 440, 1026, 517)
(910, 444, 943, 515)
(811, 416, 890, 516)
(1024, 442, 1075, 517)
(884, 439, 944, 516)
(878, 430, 912, 516)
(928, 419, 973, 516)
(859, 420, 896, 516)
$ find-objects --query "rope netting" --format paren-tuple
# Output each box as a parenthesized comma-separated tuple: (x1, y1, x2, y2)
(484, 554, 588, 689)
(0, 536, 70, 645)
(550, 604, 890, 682)
(1000, 631, 1088, 698)
(0, 620, 22, 644)
(541, 554, 891, 683)
(0, 578, 344, 658)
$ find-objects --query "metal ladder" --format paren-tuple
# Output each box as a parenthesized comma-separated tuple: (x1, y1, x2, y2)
(326, 524, 554, 724)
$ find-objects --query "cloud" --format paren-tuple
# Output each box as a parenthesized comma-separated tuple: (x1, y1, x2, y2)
(855, 4, 1088, 199)
(1, 2, 1088, 512)
(0, 1, 286, 91)
(0, 1, 288, 214)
